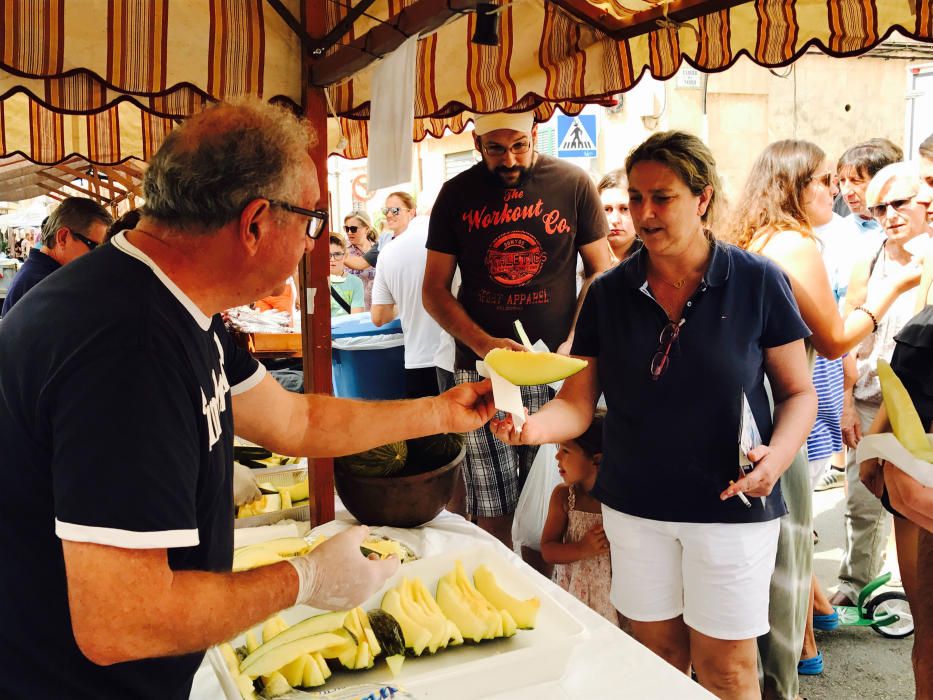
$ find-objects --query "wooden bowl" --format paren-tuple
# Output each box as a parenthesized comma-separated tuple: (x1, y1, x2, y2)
(334, 446, 465, 528)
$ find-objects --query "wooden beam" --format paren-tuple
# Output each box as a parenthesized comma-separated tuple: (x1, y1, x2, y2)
(51, 163, 125, 200)
(552, 0, 750, 41)
(265, 0, 316, 53)
(96, 164, 143, 197)
(38, 173, 103, 202)
(307, 0, 378, 56)
(46, 190, 65, 202)
(305, 3, 335, 524)
(309, 0, 485, 87)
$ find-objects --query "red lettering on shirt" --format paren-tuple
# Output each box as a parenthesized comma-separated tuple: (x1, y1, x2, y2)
(542, 209, 571, 235)
(462, 199, 546, 233)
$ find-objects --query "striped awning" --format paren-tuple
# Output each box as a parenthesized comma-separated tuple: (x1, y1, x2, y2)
(0, 0, 301, 168)
(0, 0, 930, 174)
(325, 0, 932, 157)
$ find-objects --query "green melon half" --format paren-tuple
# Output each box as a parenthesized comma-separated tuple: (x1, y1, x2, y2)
(484, 348, 587, 385)
(402, 433, 465, 475)
(335, 441, 408, 477)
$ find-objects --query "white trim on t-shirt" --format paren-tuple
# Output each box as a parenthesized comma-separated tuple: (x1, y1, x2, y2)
(231, 364, 266, 395)
(110, 232, 212, 331)
(55, 518, 200, 549)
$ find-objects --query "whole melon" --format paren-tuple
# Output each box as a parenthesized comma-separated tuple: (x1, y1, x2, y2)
(401, 433, 465, 475)
(336, 441, 408, 477)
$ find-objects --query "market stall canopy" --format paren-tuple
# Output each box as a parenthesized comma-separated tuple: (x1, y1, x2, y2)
(320, 0, 932, 157)
(0, 0, 929, 170)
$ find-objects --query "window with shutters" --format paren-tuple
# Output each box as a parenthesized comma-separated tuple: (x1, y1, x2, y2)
(444, 151, 479, 180)
(536, 125, 557, 157)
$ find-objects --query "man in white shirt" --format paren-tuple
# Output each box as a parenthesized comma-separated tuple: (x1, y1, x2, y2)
(371, 215, 443, 398)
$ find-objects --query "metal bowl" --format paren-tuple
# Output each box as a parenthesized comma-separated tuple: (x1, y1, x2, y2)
(334, 446, 465, 528)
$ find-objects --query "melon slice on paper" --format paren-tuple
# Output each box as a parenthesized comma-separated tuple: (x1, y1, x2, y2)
(483, 348, 587, 386)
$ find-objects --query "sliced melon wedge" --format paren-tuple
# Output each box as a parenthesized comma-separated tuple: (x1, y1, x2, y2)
(473, 564, 540, 629)
(484, 348, 587, 385)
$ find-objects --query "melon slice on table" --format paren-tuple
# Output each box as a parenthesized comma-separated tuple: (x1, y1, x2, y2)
(484, 348, 587, 386)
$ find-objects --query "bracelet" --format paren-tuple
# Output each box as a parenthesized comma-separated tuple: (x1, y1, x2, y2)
(855, 305, 879, 333)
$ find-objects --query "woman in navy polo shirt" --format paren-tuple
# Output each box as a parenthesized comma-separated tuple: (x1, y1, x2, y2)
(731, 141, 922, 698)
(493, 131, 817, 699)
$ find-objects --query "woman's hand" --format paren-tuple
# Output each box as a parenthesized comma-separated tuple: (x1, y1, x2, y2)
(490, 410, 545, 446)
(860, 458, 885, 498)
(580, 523, 610, 558)
(720, 445, 786, 501)
(892, 260, 923, 294)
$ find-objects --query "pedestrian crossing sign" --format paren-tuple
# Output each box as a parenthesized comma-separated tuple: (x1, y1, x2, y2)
(556, 114, 597, 158)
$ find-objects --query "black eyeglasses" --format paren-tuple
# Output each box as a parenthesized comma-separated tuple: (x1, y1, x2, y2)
(69, 229, 98, 251)
(381, 206, 409, 217)
(869, 197, 914, 220)
(329, 251, 346, 260)
(344, 225, 360, 234)
(481, 140, 531, 157)
(267, 199, 328, 240)
(650, 319, 684, 381)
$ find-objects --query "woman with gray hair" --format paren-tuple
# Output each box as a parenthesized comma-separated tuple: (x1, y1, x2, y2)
(846, 159, 930, 662)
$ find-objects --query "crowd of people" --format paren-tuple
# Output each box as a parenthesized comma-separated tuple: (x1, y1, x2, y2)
(0, 95, 931, 700)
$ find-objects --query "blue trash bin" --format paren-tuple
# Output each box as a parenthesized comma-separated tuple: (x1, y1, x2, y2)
(331, 313, 405, 400)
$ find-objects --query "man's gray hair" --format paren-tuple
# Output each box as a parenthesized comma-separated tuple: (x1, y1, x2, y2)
(42, 197, 113, 248)
(142, 98, 313, 231)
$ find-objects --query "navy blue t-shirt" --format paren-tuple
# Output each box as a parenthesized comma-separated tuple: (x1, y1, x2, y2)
(0, 233, 263, 698)
(1, 247, 61, 316)
(571, 241, 811, 523)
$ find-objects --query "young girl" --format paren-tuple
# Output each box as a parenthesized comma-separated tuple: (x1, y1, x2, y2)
(540, 412, 618, 626)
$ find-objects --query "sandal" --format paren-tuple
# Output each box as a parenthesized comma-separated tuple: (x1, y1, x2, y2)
(798, 651, 824, 675)
(813, 610, 839, 631)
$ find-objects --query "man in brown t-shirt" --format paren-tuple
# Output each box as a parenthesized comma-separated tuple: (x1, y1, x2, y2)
(424, 112, 611, 549)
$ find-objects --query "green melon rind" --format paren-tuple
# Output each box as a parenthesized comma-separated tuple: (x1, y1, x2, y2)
(335, 441, 408, 477)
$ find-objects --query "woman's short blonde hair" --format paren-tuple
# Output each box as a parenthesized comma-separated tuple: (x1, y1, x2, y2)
(865, 161, 919, 208)
(344, 210, 377, 242)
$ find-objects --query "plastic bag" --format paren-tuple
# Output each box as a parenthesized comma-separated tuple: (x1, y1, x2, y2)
(331, 333, 404, 351)
(512, 442, 560, 551)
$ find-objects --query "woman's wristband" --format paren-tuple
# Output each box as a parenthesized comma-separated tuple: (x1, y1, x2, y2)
(855, 305, 879, 333)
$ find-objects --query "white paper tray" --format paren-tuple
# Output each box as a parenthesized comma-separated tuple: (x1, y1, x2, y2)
(208, 544, 587, 699)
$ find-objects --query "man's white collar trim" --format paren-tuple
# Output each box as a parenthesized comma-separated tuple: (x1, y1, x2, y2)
(111, 231, 212, 331)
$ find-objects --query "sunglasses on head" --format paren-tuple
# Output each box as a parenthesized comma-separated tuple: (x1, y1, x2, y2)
(869, 197, 915, 220)
(382, 206, 409, 217)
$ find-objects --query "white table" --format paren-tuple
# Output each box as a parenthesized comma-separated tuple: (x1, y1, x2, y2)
(191, 511, 713, 700)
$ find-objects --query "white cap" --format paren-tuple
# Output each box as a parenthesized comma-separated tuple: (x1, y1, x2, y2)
(472, 111, 534, 136)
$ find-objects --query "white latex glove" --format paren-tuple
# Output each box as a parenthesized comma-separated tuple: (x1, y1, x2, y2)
(287, 525, 399, 609)
(232, 462, 261, 506)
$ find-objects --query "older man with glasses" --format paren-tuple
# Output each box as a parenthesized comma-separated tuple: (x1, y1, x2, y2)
(423, 111, 612, 561)
(0, 98, 494, 699)
(1, 196, 112, 316)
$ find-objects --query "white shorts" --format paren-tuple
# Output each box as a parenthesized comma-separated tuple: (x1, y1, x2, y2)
(808, 456, 832, 489)
(602, 506, 781, 640)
